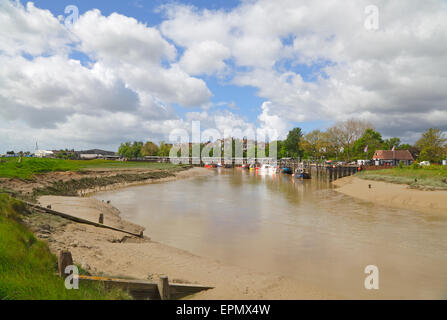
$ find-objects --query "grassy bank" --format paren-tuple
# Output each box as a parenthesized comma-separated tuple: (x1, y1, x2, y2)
(0, 157, 182, 179)
(0, 194, 130, 300)
(357, 165, 447, 189)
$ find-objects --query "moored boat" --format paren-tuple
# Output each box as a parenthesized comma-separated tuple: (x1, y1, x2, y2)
(258, 164, 277, 174)
(281, 167, 293, 174)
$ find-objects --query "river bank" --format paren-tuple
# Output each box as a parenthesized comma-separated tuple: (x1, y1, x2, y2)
(333, 176, 447, 215)
(0, 163, 192, 200)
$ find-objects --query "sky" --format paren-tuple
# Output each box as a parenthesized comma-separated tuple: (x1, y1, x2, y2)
(0, 0, 447, 153)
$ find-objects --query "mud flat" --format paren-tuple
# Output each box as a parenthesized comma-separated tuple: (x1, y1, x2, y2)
(333, 176, 447, 215)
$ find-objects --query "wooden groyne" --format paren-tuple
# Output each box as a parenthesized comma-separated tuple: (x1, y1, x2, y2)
(58, 251, 213, 300)
(23, 200, 143, 238)
(77, 275, 213, 300)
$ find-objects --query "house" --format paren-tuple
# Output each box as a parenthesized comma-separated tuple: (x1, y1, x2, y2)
(372, 150, 414, 166)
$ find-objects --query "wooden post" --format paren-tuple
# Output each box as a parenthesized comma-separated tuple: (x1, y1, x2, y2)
(99, 213, 104, 224)
(58, 250, 73, 277)
(158, 276, 170, 300)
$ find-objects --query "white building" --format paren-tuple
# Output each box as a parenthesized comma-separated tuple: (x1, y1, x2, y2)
(34, 150, 54, 158)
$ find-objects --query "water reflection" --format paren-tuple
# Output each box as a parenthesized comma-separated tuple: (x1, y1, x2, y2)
(94, 169, 447, 299)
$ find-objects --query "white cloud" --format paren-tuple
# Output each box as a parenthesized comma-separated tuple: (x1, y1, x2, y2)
(73, 9, 176, 65)
(0, 1, 72, 56)
(179, 41, 230, 75)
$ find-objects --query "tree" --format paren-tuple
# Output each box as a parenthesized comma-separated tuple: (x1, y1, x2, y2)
(118, 141, 143, 158)
(141, 141, 159, 156)
(353, 128, 384, 159)
(157, 141, 172, 157)
(300, 130, 328, 161)
(383, 137, 401, 150)
(415, 128, 447, 162)
(284, 127, 303, 159)
(327, 119, 373, 161)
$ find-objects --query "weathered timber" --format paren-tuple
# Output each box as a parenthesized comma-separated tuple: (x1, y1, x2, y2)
(23, 200, 143, 238)
(158, 276, 170, 300)
(58, 250, 73, 276)
(76, 275, 213, 300)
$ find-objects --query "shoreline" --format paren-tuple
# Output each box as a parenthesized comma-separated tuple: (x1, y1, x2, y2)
(25, 167, 338, 299)
(78, 167, 214, 196)
(333, 176, 447, 215)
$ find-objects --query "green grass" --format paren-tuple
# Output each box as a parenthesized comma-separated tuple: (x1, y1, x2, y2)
(0, 157, 182, 179)
(0, 194, 130, 300)
(0, 158, 80, 179)
(357, 165, 447, 189)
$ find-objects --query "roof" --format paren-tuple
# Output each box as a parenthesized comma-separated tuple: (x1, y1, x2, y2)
(372, 150, 414, 161)
(78, 149, 116, 155)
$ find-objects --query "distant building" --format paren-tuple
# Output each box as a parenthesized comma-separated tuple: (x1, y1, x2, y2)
(372, 150, 414, 166)
(77, 149, 117, 160)
(34, 150, 54, 158)
(78, 149, 116, 156)
(80, 154, 100, 160)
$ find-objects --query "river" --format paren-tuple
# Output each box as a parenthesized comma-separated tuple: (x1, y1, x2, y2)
(94, 169, 447, 299)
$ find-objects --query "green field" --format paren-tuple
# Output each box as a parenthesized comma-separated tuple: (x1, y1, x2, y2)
(0, 157, 180, 179)
(0, 194, 130, 300)
(357, 165, 447, 189)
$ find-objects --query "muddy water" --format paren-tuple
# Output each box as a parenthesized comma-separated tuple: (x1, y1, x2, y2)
(94, 169, 447, 299)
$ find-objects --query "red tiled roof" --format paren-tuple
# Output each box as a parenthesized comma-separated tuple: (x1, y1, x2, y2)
(372, 150, 414, 161)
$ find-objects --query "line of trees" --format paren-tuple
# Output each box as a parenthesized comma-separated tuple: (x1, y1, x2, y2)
(117, 120, 447, 163)
(118, 141, 172, 158)
(298, 120, 446, 163)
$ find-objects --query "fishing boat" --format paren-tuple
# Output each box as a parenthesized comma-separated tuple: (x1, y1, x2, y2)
(295, 168, 311, 179)
(281, 167, 293, 174)
(258, 164, 277, 174)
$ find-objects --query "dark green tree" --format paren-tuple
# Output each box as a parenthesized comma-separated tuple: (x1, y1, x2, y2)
(118, 141, 143, 158)
(284, 128, 304, 159)
(383, 137, 401, 150)
(353, 129, 384, 159)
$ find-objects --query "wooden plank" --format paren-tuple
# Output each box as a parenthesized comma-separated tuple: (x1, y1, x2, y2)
(23, 200, 143, 238)
(158, 276, 170, 300)
(76, 275, 213, 300)
(58, 250, 73, 276)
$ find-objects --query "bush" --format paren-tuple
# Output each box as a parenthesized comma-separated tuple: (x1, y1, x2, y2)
(411, 162, 420, 170)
